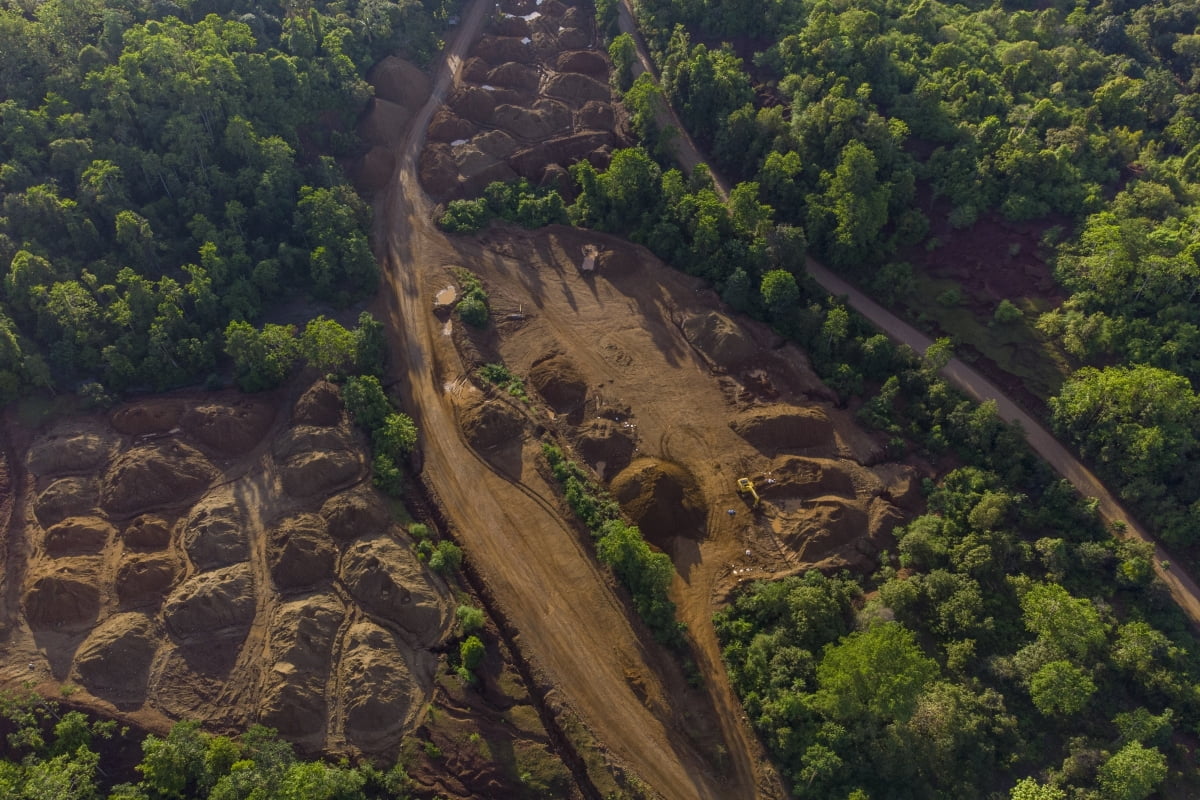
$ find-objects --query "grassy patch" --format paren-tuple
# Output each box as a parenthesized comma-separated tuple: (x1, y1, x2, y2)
(904, 272, 1073, 401)
(477, 363, 529, 402)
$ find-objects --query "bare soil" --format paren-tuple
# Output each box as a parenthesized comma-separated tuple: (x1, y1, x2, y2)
(0, 381, 458, 756)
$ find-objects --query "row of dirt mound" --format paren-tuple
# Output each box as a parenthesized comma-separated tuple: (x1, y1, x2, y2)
(5, 380, 453, 754)
(416, 0, 628, 201)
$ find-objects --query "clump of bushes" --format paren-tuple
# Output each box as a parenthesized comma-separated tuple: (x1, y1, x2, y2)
(453, 269, 490, 328)
(542, 442, 684, 648)
(439, 180, 568, 233)
(477, 363, 528, 401)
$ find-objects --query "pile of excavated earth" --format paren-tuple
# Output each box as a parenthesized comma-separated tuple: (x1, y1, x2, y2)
(0, 381, 453, 755)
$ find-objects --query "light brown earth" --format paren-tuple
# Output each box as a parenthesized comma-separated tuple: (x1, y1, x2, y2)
(365, 0, 923, 796)
(0, 381, 458, 756)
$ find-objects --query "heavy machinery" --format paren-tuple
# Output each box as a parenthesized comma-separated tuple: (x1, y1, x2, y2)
(736, 477, 760, 508)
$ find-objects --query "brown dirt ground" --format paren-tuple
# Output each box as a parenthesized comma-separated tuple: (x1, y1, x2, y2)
(0, 380, 466, 758)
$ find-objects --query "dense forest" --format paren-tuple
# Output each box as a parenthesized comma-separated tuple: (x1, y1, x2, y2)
(0, 0, 452, 402)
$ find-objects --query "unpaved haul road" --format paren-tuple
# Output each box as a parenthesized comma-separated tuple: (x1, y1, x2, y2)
(372, 3, 758, 798)
(805, 260, 1200, 628)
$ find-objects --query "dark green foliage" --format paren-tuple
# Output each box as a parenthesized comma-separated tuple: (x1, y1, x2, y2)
(460, 635, 485, 670)
(0, 0, 422, 402)
(429, 541, 463, 575)
(0, 690, 409, 799)
(453, 269, 490, 328)
(438, 180, 567, 233)
(542, 442, 683, 648)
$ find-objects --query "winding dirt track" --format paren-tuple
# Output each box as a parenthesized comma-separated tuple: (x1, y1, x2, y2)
(371, 3, 760, 798)
(804, 261, 1200, 628)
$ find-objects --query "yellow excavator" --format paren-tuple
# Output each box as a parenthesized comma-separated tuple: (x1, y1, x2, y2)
(736, 477, 760, 508)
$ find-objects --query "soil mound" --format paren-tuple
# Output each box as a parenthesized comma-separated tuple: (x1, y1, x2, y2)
(610, 459, 706, 545)
(544, 72, 609, 105)
(369, 56, 431, 110)
(72, 612, 159, 705)
(575, 419, 635, 476)
(576, 100, 615, 131)
(24, 562, 101, 629)
(101, 441, 216, 516)
(26, 426, 117, 477)
(261, 594, 343, 737)
(764, 456, 859, 500)
(462, 56, 491, 84)
(116, 554, 179, 608)
(509, 132, 612, 178)
(122, 514, 172, 549)
(493, 15, 530, 37)
(449, 85, 497, 124)
(340, 535, 449, 646)
(269, 514, 336, 591)
(492, 100, 571, 139)
(162, 564, 255, 639)
(553, 27, 590, 49)
(557, 50, 607, 75)
(111, 400, 183, 435)
(487, 61, 540, 91)
(421, 146, 462, 200)
(181, 400, 274, 456)
(529, 355, 587, 414)
(293, 380, 343, 427)
(182, 492, 248, 570)
(269, 594, 343, 674)
(34, 477, 100, 528)
(320, 486, 389, 540)
(342, 621, 422, 749)
(782, 499, 868, 566)
(427, 110, 478, 142)
(274, 425, 362, 497)
(359, 98, 413, 146)
(44, 516, 115, 556)
(473, 129, 519, 158)
(471, 36, 536, 65)
(279, 449, 362, 498)
(458, 395, 525, 450)
(730, 406, 834, 454)
(260, 681, 327, 740)
(682, 311, 758, 368)
(356, 145, 396, 193)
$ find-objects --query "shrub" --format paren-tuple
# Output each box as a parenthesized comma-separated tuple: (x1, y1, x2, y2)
(429, 541, 463, 574)
(460, 635, 485, 670)
(456, 605, 485, 634)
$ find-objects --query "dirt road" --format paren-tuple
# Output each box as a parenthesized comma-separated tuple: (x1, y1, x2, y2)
(372, 3, 766, 798)
(805, 260, 1200, 628)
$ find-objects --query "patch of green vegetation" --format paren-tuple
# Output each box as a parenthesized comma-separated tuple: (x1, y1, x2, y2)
(541, 442, 684, 650)
(477, 363, 529, 402)
(452, 269, 490, 328)
(905, 271, 1073, 402)
(439, 180, 568, 234)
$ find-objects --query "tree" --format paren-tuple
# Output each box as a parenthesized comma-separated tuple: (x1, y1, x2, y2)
(1010, 778, 1066, 800)
(352, 311, 386, 375)
(223, 320, 298, 392)
(1028, 660, 1096, 716)
(760, 269, 800, 319)
(1019, 583, 1108, 661)
(608, 33, 636, 93)
(1097, 743, 1167, 800)
(342, 375, 391, 430)
(374, 413, 417, 459)
(460, 635, 485, 670)
(812, 622, 937, 724)
(299, 316, 355, 376)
